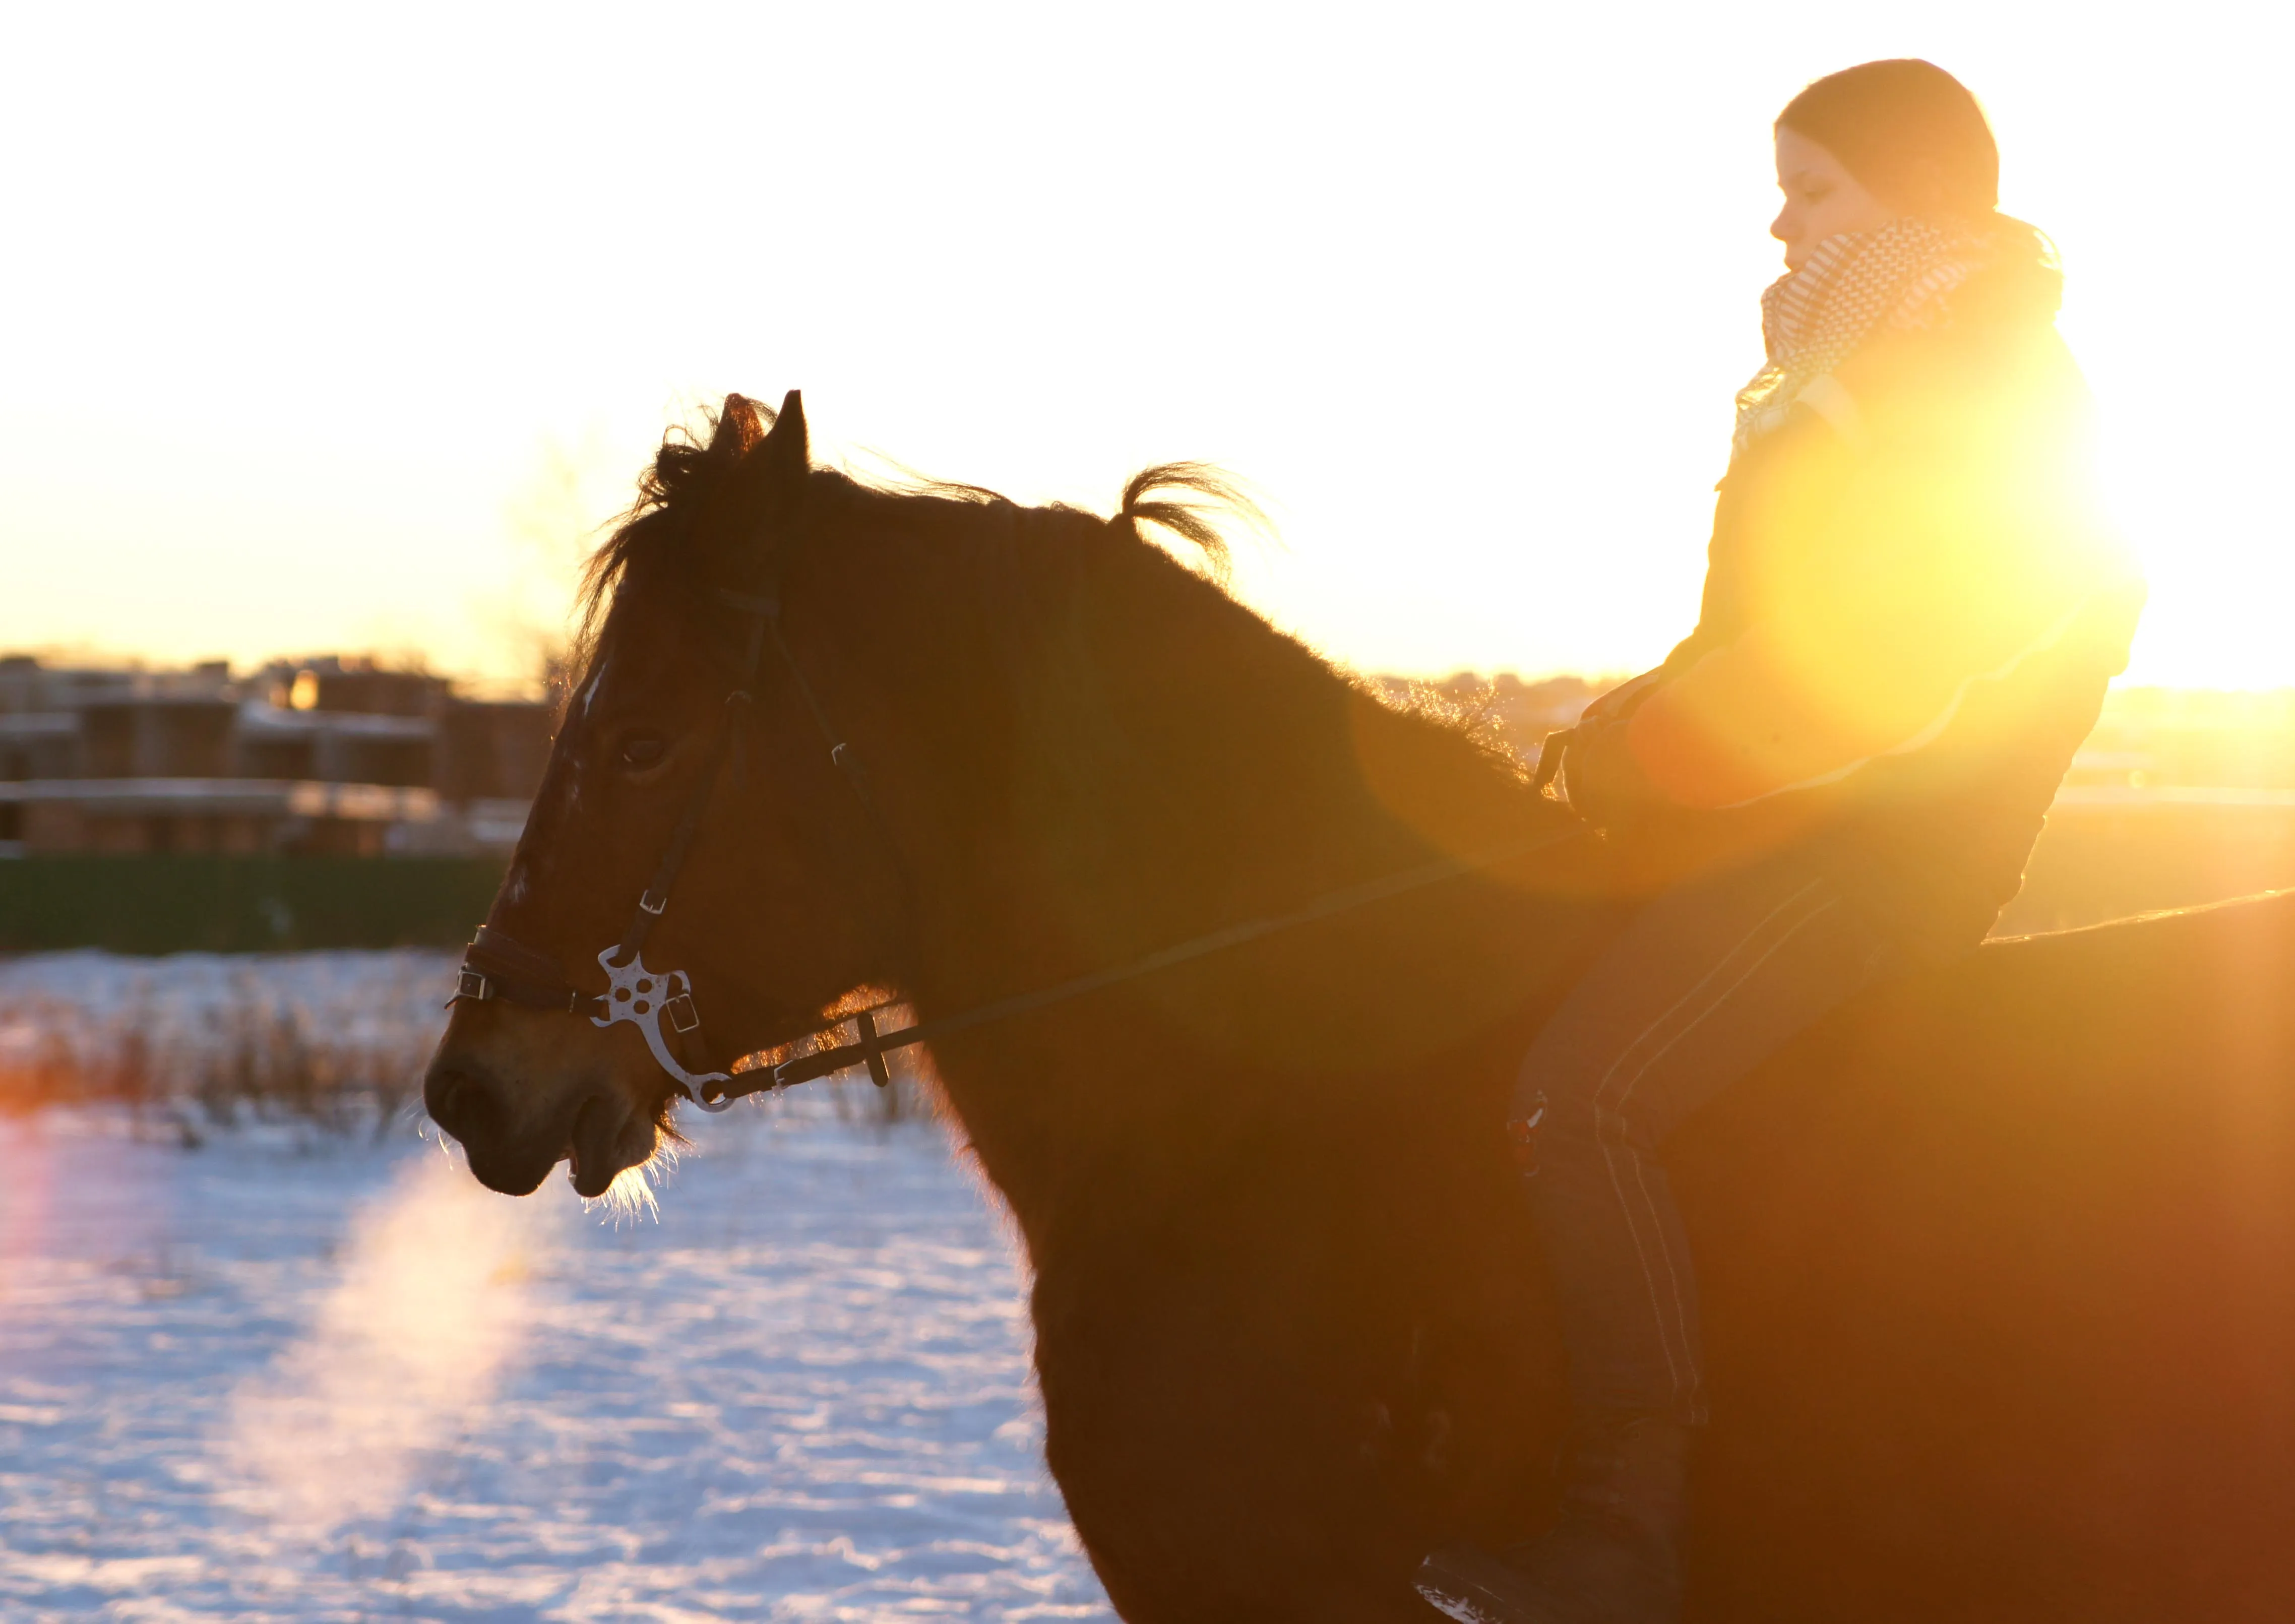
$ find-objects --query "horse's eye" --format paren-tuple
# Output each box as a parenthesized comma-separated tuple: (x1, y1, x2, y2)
(617, 732, 669, 771)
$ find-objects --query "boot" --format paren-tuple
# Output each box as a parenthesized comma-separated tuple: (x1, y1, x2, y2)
(1414, 1412, 1691, 1624)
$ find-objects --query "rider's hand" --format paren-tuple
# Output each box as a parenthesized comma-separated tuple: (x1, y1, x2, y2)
(1560, 713, 1663, 834)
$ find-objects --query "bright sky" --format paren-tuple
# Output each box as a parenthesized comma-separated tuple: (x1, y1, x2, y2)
(3, 2, 2288, 691)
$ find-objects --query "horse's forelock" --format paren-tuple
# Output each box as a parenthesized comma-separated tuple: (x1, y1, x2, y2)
(569, 397, 783, 684)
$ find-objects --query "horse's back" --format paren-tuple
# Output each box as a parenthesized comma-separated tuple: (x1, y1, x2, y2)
(1673, 889, 2295, 1620)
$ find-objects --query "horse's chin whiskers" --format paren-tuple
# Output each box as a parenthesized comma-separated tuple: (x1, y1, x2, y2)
(585, 1159, 664, 1223)
(582, 1132, 678, 1224)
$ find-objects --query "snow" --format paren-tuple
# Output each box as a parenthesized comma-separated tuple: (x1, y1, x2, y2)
(0, 951, 1112, 1622)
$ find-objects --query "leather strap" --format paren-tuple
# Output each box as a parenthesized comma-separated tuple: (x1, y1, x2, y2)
(458, 924, 593, 1013)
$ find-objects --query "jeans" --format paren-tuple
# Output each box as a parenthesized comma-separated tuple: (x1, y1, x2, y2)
(1511, 847, 1910, 1425)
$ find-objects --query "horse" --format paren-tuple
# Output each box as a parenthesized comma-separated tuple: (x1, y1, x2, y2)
(424, 393, 2295, 1621)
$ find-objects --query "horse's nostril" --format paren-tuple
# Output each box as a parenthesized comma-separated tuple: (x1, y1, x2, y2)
(424, 1060, 501, 1145)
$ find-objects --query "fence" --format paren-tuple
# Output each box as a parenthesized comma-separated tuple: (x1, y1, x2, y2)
(7, 801, 2295, 954)
(1996, 795, 2295, 936)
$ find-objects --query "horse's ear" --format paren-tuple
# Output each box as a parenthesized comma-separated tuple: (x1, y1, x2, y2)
(711, 394, 768, 459)
(757, 390, 807, 477)
(699, 390, 810, 581)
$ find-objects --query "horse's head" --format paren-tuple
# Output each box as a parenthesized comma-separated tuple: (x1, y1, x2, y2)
(423, 392, 909, 1198)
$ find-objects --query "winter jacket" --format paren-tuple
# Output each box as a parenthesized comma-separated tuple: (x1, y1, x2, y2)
(1590, 268, 2144, 948)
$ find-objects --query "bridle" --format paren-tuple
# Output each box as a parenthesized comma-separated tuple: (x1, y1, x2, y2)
(452, 556, 1583, 1115)
(451, 578, 900, 1110)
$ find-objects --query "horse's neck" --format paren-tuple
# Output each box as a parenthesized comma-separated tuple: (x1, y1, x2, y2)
(873, 515, 1517, 945)
(845, 510, 1575, 1225)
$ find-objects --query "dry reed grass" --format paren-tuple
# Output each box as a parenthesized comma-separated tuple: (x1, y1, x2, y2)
(0, 952, 446, 1143)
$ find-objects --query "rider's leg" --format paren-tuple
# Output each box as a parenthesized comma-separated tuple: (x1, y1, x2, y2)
(1524, 858, 1897, 1424)
(1419, 850, 1902, 1624)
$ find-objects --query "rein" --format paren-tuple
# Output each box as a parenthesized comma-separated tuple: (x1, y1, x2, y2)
(737, 824, 1575, 1103)
(453, 571, 1581, 1113)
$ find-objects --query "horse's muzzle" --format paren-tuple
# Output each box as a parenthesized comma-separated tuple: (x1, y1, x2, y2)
(424, 1052, 562, 1196)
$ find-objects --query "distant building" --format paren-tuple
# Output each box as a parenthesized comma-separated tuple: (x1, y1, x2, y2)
(0, 654, 551, 858)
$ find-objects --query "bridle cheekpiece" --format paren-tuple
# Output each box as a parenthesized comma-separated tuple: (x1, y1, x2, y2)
(450, 571, 888, 1112)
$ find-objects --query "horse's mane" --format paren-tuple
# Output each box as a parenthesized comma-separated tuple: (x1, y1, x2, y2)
(549, 392, 1552, 971)
(567, 398, 1263, 702)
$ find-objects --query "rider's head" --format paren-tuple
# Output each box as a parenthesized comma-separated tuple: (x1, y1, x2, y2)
(1769, 59, 2000, 270)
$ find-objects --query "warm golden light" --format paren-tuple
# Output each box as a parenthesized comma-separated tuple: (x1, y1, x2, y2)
(0, 9, 2284, 691)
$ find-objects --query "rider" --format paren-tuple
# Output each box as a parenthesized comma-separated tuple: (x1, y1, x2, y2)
(1418, 59, 2142, 1624)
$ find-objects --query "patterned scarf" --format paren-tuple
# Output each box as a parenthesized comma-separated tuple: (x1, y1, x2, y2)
(1732, 216, 1978, 454)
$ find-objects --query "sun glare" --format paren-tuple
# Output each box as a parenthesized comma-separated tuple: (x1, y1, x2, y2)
(0, 9, 2286, 693)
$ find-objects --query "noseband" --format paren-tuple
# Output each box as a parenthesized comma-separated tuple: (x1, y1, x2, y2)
(451, 581, 894, 1111)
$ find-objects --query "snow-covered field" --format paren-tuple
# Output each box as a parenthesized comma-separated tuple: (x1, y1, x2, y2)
(0, 953, 1111, 1622)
